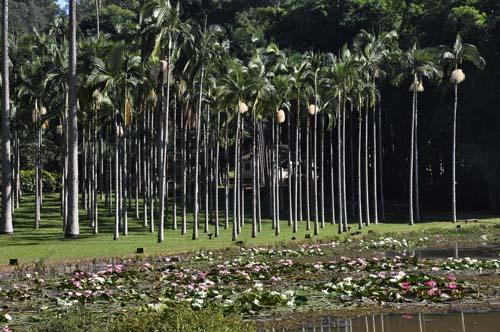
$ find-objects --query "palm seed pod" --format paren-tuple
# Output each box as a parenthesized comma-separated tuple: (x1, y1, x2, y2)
(450, 69, 465, 85)
(116, 125, 124, 138)
(32, 108, 38, 123)
(276, 109, 286, 124)
(409, 81, 424, 93)
(150, 66, 160, 82)
(39, 106, 47, 116)
(308, 104, 318, 115)
(238, 101, 248, 114)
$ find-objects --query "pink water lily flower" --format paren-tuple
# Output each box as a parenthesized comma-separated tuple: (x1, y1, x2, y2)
(424, 280, 437, 288)
(448, 282, 457, 290)
(447, 275, 456, 281)
(427, 287, 439, 296)
(400, 282, 411, 291)
(2, 326, 13, 332)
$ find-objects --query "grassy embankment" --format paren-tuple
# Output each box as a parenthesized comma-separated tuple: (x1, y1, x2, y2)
(0, 194, 498, 264)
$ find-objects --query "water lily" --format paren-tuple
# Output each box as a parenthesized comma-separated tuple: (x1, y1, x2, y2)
(424, 280, 437, 288)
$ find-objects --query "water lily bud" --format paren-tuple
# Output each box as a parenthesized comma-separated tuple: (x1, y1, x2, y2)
(238, 101, 248, 114)
(276, 109, 286, 124)
(450, 69, 465, 85)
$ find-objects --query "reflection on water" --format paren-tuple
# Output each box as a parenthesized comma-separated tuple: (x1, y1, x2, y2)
(390, 243, 500, 259)
(263, 312, 500, 332)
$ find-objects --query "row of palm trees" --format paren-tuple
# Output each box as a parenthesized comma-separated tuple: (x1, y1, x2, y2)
(0, 0, 484, 241)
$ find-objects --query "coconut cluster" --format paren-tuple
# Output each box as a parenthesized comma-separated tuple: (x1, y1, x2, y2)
(450, 69, 465, 85)
(276, 109, 286, 124)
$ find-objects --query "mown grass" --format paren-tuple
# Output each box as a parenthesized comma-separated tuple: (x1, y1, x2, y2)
(0, 194, 499, 265)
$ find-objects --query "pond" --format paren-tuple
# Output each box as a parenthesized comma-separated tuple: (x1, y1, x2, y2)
(388, 243, 500, 259)
(263, 312, 500, 332)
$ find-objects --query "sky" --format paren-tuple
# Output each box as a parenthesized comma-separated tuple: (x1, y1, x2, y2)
(56, 0, 66, 9)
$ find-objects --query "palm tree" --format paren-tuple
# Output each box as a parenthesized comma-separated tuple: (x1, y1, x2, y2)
(66, 0, 79, 238)
(354, 30, 398, 224)
(87, 43, 142, 239)
(1, 0, 13, 235)
(395, 44, 441, 225)
(220, 58, 251, 241)
(288, 54, 309, 232)
(440, 34, 485, 223)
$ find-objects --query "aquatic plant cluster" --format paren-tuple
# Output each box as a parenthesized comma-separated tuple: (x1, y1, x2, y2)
(1, 240, 499, 329)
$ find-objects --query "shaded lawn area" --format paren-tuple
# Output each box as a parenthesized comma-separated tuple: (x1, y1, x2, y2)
(0, 194, 499, 265)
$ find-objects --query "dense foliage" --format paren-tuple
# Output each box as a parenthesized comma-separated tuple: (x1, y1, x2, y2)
(5, 0, 499, 213)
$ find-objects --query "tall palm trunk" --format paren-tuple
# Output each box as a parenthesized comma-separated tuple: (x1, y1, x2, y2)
(288, 109, 293, 228)
(114, 111, 120, 240)
(35, 100, 40, 229)
(409, 87, 416, 226)
(342, 100, 348, 232)
(320, 115, 325, 229)
(275, 119, 280, 236)
(337, 97, 343, 233)
(159, 54, 171, 243)
(204, 110, 209, 233)
(364, 102, 370, 226)
(293, 99, 300, 232)
(172, 96, 177, 230)
(95, 0, 100, 37)
(65, 0, 80, 238)
(305, 115, 310, 230)
(377, 90, 385, 220)
(232, 110, 240, 241)
(256, 122, 262, 231)
(181, 103, 188, 235)
(193, 66, 204, 240)
(372, 104, 378, 224)
(414, 90, 421, 222)
(1, 0, 13, 234)
(214, 112, 220, 237)
(329, 130, 336, 225)
(224, 113, 229, 230)
(252, 108, 257, 238)
(452, 83, 458, 223)
(357, 110, 363, 229)
(313, 102, 319, 236)
(122, 129, 128, 236)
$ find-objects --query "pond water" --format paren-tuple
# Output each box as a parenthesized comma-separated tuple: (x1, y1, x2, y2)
(388, 243, 500, 259)
(263, 312, 500, 332)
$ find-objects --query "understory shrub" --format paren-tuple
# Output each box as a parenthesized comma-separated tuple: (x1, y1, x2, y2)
(20, 170, 61, 193)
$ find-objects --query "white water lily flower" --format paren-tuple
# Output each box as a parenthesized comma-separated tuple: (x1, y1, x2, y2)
(253, 282, 264, 291)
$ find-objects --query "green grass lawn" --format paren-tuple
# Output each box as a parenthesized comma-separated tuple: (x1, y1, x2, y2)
(0, 193, 499, 265)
